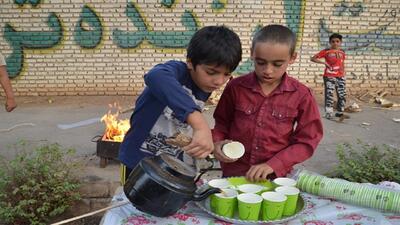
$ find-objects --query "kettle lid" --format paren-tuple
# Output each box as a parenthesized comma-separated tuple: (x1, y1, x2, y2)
(159, 153, 196, 180)
(140, 154, 197, 195)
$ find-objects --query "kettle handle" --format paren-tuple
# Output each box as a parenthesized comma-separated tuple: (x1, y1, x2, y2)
(191, 187, 221, 201)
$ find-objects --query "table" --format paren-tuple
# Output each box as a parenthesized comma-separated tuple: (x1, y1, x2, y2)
(101, 183, 400, 225)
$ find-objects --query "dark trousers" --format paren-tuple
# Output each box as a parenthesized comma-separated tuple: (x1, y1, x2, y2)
(323, 76, 346, 113)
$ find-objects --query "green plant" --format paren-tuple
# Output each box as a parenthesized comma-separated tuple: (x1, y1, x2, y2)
(329, 141, 400, 184)
(0, 141, 81, 225)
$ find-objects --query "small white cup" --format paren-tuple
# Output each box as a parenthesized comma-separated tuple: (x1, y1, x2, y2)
(237, 184, 265, 194)
(273, 177, 297, 187)
(222, 141, 245, 159)
(208, 178, 231, 189)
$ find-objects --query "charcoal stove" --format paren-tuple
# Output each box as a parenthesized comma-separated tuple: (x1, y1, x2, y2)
(93, 135, 121, 168)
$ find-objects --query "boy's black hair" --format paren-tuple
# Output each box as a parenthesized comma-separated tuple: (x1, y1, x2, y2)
(251, 24, 297, 55)
(187, 26, 242, 72)
(329, 33, 343, 42)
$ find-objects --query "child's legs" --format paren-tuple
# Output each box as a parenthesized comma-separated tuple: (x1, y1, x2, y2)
(323, 76, 335, 114)
(335, 77, 346, 112)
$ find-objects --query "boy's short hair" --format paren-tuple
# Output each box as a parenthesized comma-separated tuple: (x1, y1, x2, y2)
(251, 24, 297, 55)
(329, 33, 343, 42)
(187, 26, 242, 72)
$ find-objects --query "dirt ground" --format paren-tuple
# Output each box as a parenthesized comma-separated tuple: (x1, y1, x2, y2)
(1, 93, 400, 174)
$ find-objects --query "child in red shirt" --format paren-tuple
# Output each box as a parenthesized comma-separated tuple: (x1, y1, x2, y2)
(311, 33, 346, 119)
(212, 25, 323, 181)
(0, 53, 17, 112)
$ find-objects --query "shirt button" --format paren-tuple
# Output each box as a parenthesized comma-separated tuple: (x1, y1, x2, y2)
(255, 146, 259, 150)
(258, 122, 262, 127)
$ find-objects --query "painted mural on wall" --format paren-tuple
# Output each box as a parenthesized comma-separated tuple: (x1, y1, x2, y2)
(2, 0, 399, 80)
(320, 2, 400, 51)
(2, 0, 305, 78)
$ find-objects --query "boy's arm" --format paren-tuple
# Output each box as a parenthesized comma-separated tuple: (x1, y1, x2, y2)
(0, 66, 17, 112)
(266, 90, 323, 177)
(145, 62, 213, 158)
(144, 63, 200, 122)
(310, 55, 331, 70)
(182, 111, 213, 158)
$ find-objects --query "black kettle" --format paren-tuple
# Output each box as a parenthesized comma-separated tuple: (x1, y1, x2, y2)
(123, 153, 221, 217)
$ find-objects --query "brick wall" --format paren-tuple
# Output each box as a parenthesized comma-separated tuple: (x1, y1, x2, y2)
(1, 0, 399, 96)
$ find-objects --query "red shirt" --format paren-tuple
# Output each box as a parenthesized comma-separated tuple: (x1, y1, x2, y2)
(313, 48, 346, 77)
(212, 72, 323, 177)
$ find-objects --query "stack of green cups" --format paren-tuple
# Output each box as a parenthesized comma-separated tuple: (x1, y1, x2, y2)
(296, 170, 400, 213)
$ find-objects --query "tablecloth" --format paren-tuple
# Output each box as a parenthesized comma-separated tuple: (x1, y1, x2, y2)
(100, 191, 400, 225)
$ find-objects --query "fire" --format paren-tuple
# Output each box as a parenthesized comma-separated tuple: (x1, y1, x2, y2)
(101, 103, 130, 142)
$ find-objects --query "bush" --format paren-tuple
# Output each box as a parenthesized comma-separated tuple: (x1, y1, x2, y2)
(330, 141, 400, 184)
(0, 141, 81, 225)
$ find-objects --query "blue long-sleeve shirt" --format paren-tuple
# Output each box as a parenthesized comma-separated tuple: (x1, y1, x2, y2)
(119, 60, 210, 169)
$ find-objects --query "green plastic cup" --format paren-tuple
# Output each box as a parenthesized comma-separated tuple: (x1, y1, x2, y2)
(261, 191, 287, 220)
(210, 188, 238, 218)
(208, 179, 231, 212)
(237, 193, 263, 221)
(275, 186, 300, 216)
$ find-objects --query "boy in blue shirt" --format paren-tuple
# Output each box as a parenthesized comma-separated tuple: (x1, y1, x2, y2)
(119, 26, 242, 183)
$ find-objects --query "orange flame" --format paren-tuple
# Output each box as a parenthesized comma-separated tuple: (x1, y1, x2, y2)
(101, 103, 130, 142)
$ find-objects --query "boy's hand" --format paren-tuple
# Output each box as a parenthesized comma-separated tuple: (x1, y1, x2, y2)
(5, 97, 16, 112)
(182, 128, 214, 159)
(246, 163, 274, 182)
(213, 140, 238, 163)
(325, 63, 333, 71)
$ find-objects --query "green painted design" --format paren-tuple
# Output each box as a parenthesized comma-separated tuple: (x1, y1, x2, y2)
(333, 1, 364, 17)
(4, 12, 63, 77)
(283, 0, 303, 34)
(234, 25, 261, 75)
(112, 2, 146, 48)
(29, 0, 41, 7)
(113, 3, 199, 49)
(234, 59, 253, 75)
(14, 0, 26, 6)
(74, 5, 103, 49)
(161, 0, 175, 8)
(252, 24, 263, 36)
(211, 0, 226, 10)
(14, 0, 41, 7)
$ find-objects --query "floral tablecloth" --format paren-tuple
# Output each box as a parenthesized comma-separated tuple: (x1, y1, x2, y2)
(100, 191, 400, 225)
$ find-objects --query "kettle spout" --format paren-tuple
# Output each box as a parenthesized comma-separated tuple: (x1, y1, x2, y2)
(191, 187, 221, 201)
